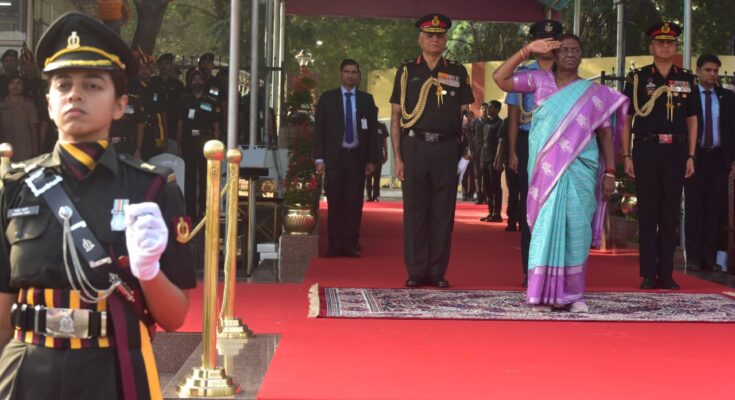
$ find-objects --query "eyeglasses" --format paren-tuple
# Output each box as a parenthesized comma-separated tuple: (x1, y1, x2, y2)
(558, 47, 582, 55)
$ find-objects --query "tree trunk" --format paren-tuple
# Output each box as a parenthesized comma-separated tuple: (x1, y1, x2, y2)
(131, 0, 170, 54)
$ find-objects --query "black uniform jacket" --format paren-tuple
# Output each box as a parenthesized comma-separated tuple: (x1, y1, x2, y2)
(0, 145, 196, 293)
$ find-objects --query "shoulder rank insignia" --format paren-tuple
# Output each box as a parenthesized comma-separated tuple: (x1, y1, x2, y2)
(140, 162, 157, 171)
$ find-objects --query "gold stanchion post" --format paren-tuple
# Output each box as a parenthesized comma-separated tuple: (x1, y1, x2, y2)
(0, 143, 13, 176)
(218, 148, 252, 339)
(177, 140, 240, 397)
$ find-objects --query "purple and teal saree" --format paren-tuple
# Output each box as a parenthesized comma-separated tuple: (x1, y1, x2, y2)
(511, 70, 629, 305)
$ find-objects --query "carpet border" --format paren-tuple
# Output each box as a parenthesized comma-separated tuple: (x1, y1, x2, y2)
(310, 287, 735, 323)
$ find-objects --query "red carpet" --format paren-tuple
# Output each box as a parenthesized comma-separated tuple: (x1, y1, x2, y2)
(179, 201, 735, 399)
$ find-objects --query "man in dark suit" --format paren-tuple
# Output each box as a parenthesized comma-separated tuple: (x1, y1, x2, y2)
(685, 53, 735, 271)
(315, 59, 379, 257)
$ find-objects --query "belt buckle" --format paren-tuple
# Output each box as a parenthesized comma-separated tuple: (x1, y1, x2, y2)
(425, 133, 439, 143)
(45, 307, 91, 339)
(657, 134, 672, 144)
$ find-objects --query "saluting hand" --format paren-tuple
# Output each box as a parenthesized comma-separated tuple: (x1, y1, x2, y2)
(526, 38, 562, 55)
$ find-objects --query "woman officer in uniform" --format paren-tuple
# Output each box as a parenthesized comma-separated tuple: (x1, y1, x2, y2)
(0, 12, 196, 399)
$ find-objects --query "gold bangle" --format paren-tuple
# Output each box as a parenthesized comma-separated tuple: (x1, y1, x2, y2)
(603, 173, 616, 179)
(519, 48, 527, 59)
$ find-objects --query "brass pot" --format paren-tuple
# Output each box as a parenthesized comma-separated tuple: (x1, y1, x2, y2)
(620, 195, 638, 217)
(283, 204, 317, 235)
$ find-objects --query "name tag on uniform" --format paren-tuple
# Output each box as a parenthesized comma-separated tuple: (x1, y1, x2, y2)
(361, 118, 368, 130)
(192, 129, 201, 137)
(125, 105, 135, 115)
(188, 108, 196, 119)
(209, 88, 220, 96)
(437, 72, 460, 88)
(153, 93, 158, 102)
(7, 206, 39, 219)
(200, 102, 213, 112)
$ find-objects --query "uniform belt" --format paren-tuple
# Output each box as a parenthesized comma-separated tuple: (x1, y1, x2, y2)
(405, 130, 454, 143)
(341, 147, 359, 153)
(634, 133, 687, 144)
(11, 303, 109, 339)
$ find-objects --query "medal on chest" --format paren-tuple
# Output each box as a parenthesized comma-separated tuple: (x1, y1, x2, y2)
(111, 198, 129, 231)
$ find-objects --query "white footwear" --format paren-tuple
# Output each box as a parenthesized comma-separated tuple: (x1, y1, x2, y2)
(570, 301, 589, 313)
(531, 305, 552, 312)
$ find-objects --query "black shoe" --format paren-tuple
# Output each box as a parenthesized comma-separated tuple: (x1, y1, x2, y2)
(479, 214, 491, 222)
(640, 278, 656, 290)
(489, 214, 503, 223)
(405, 278, 424, 288)
(431, 279, 450, 288)
(660, 279, 680, 290)
(374, 198, 380, 202)
(505, 225, 517, 232)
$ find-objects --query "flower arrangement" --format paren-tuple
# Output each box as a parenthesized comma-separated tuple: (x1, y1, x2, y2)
(283, 74, 318, 208)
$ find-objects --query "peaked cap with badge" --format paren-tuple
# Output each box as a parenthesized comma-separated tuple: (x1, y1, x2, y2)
(35, 11, 138, 78)
(529, 19, 563, 40)
(646, 21, 682, 41)
(415, 14, 452, 33)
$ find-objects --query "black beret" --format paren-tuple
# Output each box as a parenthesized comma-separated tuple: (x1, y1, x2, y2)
(646, 22, 681, 41)
(1, 49, 18, 60)
(529, 20, 563, 40)
(198, 53, 215, 63)
(35, 12, 137, 78)
(415, 14, 452, 33)
(157, 53, 175, 64)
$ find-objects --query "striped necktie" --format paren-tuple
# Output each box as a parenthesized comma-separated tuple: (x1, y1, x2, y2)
(58, 140, 109, 180)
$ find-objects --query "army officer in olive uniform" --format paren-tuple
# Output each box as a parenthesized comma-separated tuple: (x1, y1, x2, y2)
(390, 14, 474, 288)
(0, 12, 196, 399)
(622, 22, 697, 290)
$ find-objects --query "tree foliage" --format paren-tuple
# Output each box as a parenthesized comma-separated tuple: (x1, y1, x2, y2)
(73, 0, 735, 91)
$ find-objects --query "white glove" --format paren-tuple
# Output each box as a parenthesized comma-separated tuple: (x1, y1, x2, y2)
(124, 202, 168, 281)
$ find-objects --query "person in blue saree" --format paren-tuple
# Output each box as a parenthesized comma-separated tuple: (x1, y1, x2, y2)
(494, 34, 629, 312)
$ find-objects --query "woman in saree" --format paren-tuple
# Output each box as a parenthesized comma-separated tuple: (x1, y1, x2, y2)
(493, 34, 629, 312)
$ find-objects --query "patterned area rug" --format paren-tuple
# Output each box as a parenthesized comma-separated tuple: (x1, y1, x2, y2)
(308, 285, 735, 322)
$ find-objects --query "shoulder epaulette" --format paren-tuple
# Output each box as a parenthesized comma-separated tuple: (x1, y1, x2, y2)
(1, 153, 50, 181)
(118, 153, 174, 180)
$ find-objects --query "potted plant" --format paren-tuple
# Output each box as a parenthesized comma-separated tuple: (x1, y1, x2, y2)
(282, 74, 319, 235)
